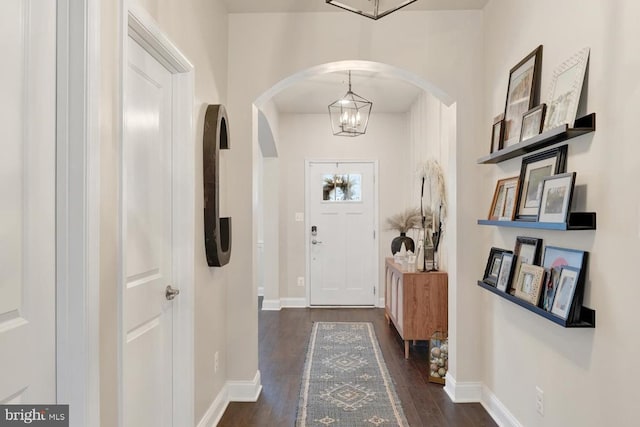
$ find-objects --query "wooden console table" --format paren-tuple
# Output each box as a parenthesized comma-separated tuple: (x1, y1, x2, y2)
(384, 258, 448, 358)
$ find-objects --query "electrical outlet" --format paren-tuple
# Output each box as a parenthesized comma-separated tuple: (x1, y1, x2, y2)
(297, 277, 305, 287)
(214, 351, 219, 373)
(295, 212, 304, 222)
(536, 386, 544, 416)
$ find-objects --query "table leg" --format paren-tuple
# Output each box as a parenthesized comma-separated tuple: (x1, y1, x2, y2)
(404, 340, 409, 359)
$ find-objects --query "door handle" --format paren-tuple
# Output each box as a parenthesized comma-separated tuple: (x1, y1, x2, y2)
(166, 285, 180, 300)
(312, 239, 323, 245)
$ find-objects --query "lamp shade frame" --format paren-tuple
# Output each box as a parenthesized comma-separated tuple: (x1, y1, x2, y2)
(326, 0, 418, 20)
(328, 90, 373, 137)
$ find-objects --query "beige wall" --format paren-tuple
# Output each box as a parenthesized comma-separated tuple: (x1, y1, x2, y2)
(99, 0, 230, 425)
(408, 91, 456, 272)
(481, 0, 640, 425)
(228, 9, 485, 385)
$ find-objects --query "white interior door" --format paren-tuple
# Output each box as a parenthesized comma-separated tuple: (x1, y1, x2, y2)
(122, 36, 175, 427)
(307, 161, 377, 305)
(0, 0, 56, 404)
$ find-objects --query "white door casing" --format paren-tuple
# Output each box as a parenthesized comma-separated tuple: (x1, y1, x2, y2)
(120, 6, 195, 426)
(306, 161, 378, 306)
(0, 0, 56, 404)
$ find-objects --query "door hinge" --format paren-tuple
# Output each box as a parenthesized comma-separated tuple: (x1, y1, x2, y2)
(373, 230, 376, 239)
(373, 286, 376, 295)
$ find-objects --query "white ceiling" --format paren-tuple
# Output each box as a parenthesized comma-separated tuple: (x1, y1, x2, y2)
(223, 0, 489, 14)
(271, 70, 423, 114)
(227, 0, 489, 114)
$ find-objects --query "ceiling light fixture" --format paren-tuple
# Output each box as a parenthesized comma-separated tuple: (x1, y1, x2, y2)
(326, 0, 418, 20)
(328, 71, 373, 137)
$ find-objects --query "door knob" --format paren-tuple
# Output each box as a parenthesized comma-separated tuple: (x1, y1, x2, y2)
(312, 239, 323, 245)
(166, 285, 180, 300)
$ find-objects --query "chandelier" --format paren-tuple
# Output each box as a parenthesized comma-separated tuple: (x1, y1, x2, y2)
(328, 71, 373, 137)
(326, 0, 418, 20)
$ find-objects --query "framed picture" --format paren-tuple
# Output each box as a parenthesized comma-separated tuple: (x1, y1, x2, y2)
(542, 267, 562, 312)
(520, 104, 547, 142)
(503, 45, 543, 146)
(551, 266, 581, 319)
(496, 253, 516, 292)
(514, 263, 545, 305)
(491, 115, 505, 154)
(537, 172, 576, 223)
(512, 236, 542, 294)
(515, 146, 568, 220)
(543, 47, 590, 131)
(483, 247, 512, 287)
(542, 245, 587, 273)
(488, 176, 519, 221)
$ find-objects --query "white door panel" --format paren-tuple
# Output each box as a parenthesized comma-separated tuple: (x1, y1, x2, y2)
(123, 36, 173, 427)
(0, 0, 56, 404)
(308, 162, 376, 305)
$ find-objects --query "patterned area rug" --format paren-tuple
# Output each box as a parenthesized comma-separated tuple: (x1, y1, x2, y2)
(296, 322, 409, 427)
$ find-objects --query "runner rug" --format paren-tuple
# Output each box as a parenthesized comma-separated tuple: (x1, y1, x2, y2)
(296, 322, 409, 427)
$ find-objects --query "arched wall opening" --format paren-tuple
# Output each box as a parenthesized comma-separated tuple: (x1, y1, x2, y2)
(251, 59, 460, 374)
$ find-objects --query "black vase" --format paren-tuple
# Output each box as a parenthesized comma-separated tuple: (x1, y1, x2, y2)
(391, 232, 415, 254)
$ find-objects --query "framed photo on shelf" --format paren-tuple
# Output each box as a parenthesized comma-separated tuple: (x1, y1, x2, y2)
(488, 176, 519, 221)
(491, 113, 505, 154)
(503, 45, 543, 147)
(551, 266, 581, 319)
(514, 263, 545, 305)
(512, 236, 542, 294)
(543, 47, 590, 132)
(520, 104, 547, 142)
(537, 172, 576, 223)
(542, 266, 562, 312)
(483, 247, 512, 287)
(542, 245, 587, 272)
(515, 145, 568, 220)
(496, 253, 516, 292)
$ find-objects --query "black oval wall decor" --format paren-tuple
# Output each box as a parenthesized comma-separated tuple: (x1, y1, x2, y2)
(203, 104, 232, 267)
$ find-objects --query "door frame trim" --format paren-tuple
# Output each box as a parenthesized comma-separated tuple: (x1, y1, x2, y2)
(56, 0, 101, 425)
(304, 160, 379, 307)
(118, 4, 195, 426)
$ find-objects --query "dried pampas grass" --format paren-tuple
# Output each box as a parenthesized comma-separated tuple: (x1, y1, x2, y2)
(385, 207, 422, 234)
(418, 159, 447, 220)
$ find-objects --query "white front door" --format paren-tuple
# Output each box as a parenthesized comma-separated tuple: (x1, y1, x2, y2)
(122, 36, 175, 426)
(0, 0, 56, 404)
(307, 161, 377, 305)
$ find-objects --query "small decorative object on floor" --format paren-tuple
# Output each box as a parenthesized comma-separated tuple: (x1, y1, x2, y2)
(386, 207, 421, 254)
(428, 331, 448, 384)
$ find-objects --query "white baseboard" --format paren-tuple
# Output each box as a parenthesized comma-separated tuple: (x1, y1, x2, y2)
(280, 297, 307, 308)
(196, 371, 262, 427)
(228, 370, 263, 402)
(481, 385, 522, 427)
(444, 373, 522, 427)
(258, 286, 264, 297)
(261, 299, 282, 311)
(443, 373, 482, 403)
(196, 386, 229, 427)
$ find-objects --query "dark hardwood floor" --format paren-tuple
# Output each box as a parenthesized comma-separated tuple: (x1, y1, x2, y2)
(218, 302, 496, 426)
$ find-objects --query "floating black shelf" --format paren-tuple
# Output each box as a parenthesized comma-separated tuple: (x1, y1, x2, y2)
(477, 212, 596, 231)
(477, 280, 595, 328)
(477, 113, 596, 164)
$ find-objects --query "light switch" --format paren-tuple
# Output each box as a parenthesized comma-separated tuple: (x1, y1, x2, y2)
(295, 212, 304, 222)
